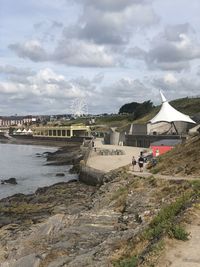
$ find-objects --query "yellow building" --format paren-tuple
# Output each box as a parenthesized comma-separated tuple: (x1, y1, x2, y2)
(32, 125, 91, 138)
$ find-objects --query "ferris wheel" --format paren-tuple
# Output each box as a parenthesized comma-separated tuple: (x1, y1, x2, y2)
(70, 97, 88, 117)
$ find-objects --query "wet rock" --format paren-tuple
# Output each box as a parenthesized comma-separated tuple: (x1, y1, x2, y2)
(68, 179, 78, 183)
(56, 173, 65, 177)
(35, 153, 42, 157)
(1, 178, 17, 185)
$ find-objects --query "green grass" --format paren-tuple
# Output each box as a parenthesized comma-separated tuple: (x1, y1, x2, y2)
(169, 225, 189, 241)
(190, 180, 200, 196)
(144, 193, 191, 241)
(111, 186, 128, 201)
(114, 256, 138, 267)
(0, 202, 48, 214)
(150, 168, 160, 174)
(114, 193, 192, 266)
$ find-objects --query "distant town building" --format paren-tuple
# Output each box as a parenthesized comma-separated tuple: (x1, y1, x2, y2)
(0, 116, 37, 127)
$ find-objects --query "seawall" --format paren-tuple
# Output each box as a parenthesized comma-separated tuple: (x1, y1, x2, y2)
(79, 165, 105, 186)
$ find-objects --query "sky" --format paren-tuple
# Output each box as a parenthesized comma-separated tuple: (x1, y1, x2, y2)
(1, 0, 200, 115)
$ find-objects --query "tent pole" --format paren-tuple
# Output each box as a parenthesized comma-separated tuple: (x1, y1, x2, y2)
(172, 122, 178, 135)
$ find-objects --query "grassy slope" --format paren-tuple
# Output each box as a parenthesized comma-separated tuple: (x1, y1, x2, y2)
(170, 97, 200, 115)
(150, 135, 200, 177)
(112, 171, 200, 267)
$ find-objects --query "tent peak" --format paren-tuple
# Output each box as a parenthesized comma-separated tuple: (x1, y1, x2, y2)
(149, 90, 196, 124)
(160, 90, 167, 103)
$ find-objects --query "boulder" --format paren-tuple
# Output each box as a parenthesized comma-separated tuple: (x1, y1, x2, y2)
(56, 173, 65, 177)
(1, 177, 17, 184)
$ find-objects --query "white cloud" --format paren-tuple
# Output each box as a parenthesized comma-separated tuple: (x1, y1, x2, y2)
(146, 24, 200, 71)
(2, 0, 200, 114)
(126, 24, 200, 71)
(8, 0, 159, 67)
(52, 40, 115, 67)
(9, 39, 116, 67)
(67, 0, 159, 45)
(9, 40, 48, 62)
(163, 73, 178, 84)
(152, 75, 200, 100)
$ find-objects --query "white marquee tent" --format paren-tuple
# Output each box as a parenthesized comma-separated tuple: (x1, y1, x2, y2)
(150, 91, 196, 125)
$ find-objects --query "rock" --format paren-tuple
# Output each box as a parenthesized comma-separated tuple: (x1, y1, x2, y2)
(35, 153, 42, 157)
(0, 253, 41, 267)
(1, 177, 17, 185)
(56, 173, 65, 177)
(67, 179, 78, 183)
(174, 166, 184, 174)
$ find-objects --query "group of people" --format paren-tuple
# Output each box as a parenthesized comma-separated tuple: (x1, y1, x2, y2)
(132, 152, 145, 172)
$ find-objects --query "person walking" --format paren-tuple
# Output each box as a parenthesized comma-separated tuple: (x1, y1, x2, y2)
(138, 152, 144, 172)
(132, 156, 137, 171)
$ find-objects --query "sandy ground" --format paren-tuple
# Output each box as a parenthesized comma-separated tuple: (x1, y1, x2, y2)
(156, 206, 200, 267)
(86, 138, 147, 172)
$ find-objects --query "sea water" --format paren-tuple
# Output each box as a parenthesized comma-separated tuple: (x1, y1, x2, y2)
(0, 143, 77, 199)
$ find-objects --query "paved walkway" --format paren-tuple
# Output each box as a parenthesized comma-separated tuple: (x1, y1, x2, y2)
(86, 139, 200, 180)
(86, 138, 146, 172)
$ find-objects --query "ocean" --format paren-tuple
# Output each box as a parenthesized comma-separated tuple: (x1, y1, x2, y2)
(0, 143, 77, 199)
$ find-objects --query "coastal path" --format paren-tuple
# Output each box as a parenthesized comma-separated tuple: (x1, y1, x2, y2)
(86, 138, 145, 172)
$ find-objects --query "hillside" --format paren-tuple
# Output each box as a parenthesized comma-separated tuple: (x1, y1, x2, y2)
(149, 134, 200, 176)
(170, 97, 200, 116)
(47, 97, 200, 132)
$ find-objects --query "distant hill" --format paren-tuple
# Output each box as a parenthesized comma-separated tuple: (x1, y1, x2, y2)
(170, 97, 200, 116)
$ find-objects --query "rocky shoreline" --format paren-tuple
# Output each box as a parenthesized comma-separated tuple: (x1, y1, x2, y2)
(1, 167, 199, 266)
(0, 140, 199, 266)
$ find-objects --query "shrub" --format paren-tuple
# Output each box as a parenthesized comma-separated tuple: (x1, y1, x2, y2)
(151, 168, 159, 174)
(144, 193, 191, 240)
(114, 256, 138, 267)
(169, 225, 189, 241)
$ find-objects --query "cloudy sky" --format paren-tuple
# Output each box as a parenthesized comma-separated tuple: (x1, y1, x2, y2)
(1, 0, 200, 115)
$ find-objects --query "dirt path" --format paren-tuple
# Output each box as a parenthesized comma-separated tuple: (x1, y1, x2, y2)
(129, 167, 200, 181)
(156, 206, 200, 267)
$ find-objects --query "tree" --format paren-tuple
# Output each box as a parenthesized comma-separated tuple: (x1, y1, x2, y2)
(134, 100, 154, 119)
(119, 102, 140, 114)
(118, 100, 154, 119)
